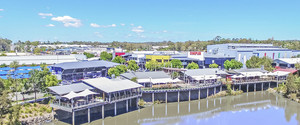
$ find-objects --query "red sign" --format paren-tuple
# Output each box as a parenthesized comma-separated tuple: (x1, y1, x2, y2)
(190, 51, 201, 55)
(115, 52, 125, 56)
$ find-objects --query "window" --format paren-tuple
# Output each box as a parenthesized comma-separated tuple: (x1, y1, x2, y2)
(156, 59, 162, 62)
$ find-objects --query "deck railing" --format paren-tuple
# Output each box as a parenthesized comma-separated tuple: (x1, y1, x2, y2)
(52, 98, 105, 109)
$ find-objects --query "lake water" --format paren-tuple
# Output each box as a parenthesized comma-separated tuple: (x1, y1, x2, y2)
(48, 91, 300, 125)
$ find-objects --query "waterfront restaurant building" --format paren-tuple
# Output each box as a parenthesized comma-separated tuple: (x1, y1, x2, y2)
(50, 60, 119, 84)
(120, 71, 182, 87)
(182, 68, 228, 85)
(48, 77, 142, 124)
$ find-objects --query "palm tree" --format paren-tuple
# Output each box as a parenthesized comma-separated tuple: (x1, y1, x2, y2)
(9, 61, 19, 104)
(28, 69, 41, 102)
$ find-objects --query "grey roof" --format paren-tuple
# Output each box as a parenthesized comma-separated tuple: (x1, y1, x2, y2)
(231, 68, 268, 73)
(48, 83, 93, 95)
(52, 60, 119, 69)
(120, 71, 171, 79)
(183, 68, 228, 76)
(83, 78, 142, 93)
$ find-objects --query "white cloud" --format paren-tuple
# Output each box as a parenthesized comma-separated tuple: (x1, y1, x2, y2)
(163, 30, 168, 33)
(51, 16, 82, 27)
(90, 23, 116, 28)
(121, 23, 125, 26)
(0, 9, 3, 11)
(132, 26, 144, 33)
(90, 23, 100, 28)
(94, 32, 103, 38)
(38, 13, 53, 18)
(46, 24, 55, 27)
(130, 24, 134, 26)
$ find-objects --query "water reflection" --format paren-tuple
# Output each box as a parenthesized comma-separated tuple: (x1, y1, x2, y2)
(49, 92, 300, 125)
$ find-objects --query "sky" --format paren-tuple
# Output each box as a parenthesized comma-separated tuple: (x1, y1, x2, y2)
(0, 0, 300, 42)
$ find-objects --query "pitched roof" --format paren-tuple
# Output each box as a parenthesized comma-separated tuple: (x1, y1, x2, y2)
(51, 60, 119, 69)
(183, 68, 228, 76)
(83, 77, 142, 93)
(48, 83, 93, 95)
(120, 71, 170, 79)
(275, 58, 300, 64)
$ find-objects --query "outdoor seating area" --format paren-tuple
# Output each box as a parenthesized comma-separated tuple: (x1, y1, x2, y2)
(228, 69, 289, 84)
(48, 77, 143, 111)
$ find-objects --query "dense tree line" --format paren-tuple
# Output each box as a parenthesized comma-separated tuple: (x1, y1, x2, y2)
(3, 36, 300, 53)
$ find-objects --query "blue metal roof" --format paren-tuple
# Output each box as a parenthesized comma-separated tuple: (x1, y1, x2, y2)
(51, 60, 120, 70)
(0, 67, 12, 71)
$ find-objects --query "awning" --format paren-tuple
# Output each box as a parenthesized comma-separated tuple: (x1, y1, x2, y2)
(62, 91, 82, 100)
(151, 78, 179, 84)
(77, 89, 98, 97)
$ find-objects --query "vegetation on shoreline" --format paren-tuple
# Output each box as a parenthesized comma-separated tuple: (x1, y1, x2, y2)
(268, 73, 300, 103)
(208, 84, 243, 98)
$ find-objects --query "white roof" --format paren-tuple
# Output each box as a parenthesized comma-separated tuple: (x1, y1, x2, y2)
(270, 71, 290, 76)
(83, 78, 142, 93)
(193, 75, 218, 80)
(137, 77, 182, 84)
(151, 78, 181, 84)
(276, 58, 300, 64)
(77, 89, 98, 97)
(62, 91, 81, 100)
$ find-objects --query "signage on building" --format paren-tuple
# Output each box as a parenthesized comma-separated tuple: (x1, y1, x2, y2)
(190, 51, 201, 55)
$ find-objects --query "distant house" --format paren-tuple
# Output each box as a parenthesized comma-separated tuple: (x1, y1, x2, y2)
(273, 58, 300, 68)
(120, 71, 181, 87)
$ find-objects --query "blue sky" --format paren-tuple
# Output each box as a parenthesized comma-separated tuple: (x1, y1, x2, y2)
(0, 0, 300, 42)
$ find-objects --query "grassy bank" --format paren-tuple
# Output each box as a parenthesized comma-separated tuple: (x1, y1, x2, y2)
(1, 103, 53, 124)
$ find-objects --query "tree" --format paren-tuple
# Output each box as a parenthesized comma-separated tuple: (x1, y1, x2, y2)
(100, 51, 112, 61)
(33, 48, 41, 54)
(224, 59, 243, 70)
(0, 80, 11, 124)
(28, 70, 41, 102)
(112, 56, 126, 64)
(171, 72, 179, 79)
(286, 74, 300, 94)
(246, 56, 274, 71)
(128, 60, 139, 71)
(295, 63, 300, 70)
(145, 60, 161, 71)
(83, 52, 95, 59)
(130, 77, 138, 83)
(108, 65, 127, 78)
(170, 59, 183, 68)
(0, 63, 7, 68)
(209, 63, 219, 68)
(45, 75, 59, 88)
(187, 62, 199, 69)
(9, 61, 19, 104)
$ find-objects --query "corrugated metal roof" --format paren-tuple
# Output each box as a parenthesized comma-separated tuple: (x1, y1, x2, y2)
(52, 60, 119, 70)
(83, 77, 142, 93)
(183, 68, 228, 76)
(121, 71, 170, 79)
(275, 58, 300, 64)
(48, 83, 93, 95)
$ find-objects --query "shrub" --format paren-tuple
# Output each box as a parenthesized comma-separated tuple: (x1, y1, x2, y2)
(39, 106, 47, 113)
(39, 113, 43, 116)
(46, 107, 52, 113)
(138, 99, 145, 107)
(25, 115, 28, 118)
(33, 103, 37, 107)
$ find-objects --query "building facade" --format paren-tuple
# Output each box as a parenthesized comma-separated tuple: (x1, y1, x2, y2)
(207, 43, 300, 67)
